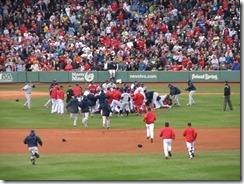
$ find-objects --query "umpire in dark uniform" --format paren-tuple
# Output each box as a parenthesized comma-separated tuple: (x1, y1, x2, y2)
(222, 81, 233, 111)
(66, 85, 74, 104)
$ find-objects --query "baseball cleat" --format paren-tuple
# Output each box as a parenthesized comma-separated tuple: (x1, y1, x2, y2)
(165, 156, 169, 159)
(34, 152, 40, 158)
(31, 159, 35, 165)
(151, 138, 153, 143)
(168, 151, 172, 157)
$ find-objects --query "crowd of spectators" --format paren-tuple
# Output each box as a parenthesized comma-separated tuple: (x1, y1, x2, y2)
(0, 0, 241, 73)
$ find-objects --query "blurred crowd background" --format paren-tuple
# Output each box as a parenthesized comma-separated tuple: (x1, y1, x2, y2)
(0, 0, 241, 73)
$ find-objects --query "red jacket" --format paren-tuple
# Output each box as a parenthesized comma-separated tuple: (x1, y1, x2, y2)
(106, 90, 113, 104)
(113, 90, 122, 101)
(88, 84, 97, 94)
(143, 111, 156, 124)
(73, 86, 82, 96)
(183, 127, 197, 143)
(51, 86, 58, 99)
(133, 92, 144, 106)
(57, 89, 64, 100)
(159, 127, 175, 139)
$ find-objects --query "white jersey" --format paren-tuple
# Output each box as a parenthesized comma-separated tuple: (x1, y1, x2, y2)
(134, 87, 144, 94)
(22, 84, 33, 94)
(121, 92, 131, 102)
(102, 83, 109, 91)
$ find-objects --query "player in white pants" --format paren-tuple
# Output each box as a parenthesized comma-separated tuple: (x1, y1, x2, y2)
(21, 81, 35, 109)
(158, 94, 172, 108)
(184, 80, 196, 105)
(159, 122, 176, 159)
(183, 122, 198, 159)
(24, 130, 42, 165)
(188, 90, 196, 105)
(143, 107, 156, 143)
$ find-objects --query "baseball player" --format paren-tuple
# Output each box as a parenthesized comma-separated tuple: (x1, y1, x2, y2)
(132, 90, 145, 115)
(102, 80, 110, 92)
(44, 79, 56, 108)
(184, 80, 196, 105)
(87, 81, 97, 95)
(119, 89, 131, 116)
(183, 122, 198, 159)
(143, 107, 156, 143)
(96, 90, 110, 115)
(168, 84, 181, 106)
(110, 87, 122, 115)
(145, 91, 161, 109)
(57, 85, 65, 114)
(101, 99, 112, 129)
(79, 96, 91, 128)
(66, 95, 83, 126)
(157, 94, 172, 108)
(21, 81, 35, 109)
(159, 122, 175, 159)
(24, 130, 42, 165)
(73, 83, 83, 96)
(51, 83, 58, 113)
(87, 92, 97, 117)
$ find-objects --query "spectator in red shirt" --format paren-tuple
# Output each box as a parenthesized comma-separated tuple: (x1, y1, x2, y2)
(183, 122, 198, 159)
(159, 122, 176, 159)
(143, 107, 156, 143)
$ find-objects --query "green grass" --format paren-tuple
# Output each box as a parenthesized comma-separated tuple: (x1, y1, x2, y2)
(0, 83, 241, 180)
(0, 93, 240, 129)
(0, 150, 240, 180)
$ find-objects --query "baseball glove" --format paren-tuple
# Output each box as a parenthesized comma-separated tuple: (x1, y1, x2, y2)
(137, 144, 143, 148)
(15, 99, 19, 102)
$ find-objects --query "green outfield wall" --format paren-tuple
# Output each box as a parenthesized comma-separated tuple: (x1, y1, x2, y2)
(0, 71, 240, 83)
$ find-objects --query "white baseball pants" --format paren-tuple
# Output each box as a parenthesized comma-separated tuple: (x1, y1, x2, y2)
(146, 123, 154, 139)
(188, 90, 196, 105)
(163, 139, 173, 157)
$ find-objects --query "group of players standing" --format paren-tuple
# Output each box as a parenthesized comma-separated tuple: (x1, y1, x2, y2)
(44, 79, 185, 129)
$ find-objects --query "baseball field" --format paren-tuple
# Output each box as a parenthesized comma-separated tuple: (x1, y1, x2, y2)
(0, 82, 240, 181)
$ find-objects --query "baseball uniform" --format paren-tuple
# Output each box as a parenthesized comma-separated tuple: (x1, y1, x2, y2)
(183, 123, 198, 159)
(159, 122, 175, 159)
(143, 108, 156, 142)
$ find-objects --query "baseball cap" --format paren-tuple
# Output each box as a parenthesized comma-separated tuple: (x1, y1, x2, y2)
(165, 122, 169, 127)
(187, 122, 192, 126)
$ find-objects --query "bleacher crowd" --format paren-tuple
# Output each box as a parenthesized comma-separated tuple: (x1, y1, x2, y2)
(0, 0, 241, 73)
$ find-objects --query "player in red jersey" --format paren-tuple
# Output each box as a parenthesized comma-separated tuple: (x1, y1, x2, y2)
(183, 122, 198, 159)
(87, 81, 97, 95)
(159, 122, 175, 159)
